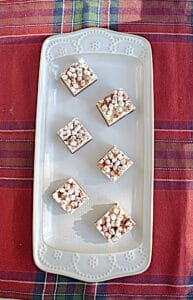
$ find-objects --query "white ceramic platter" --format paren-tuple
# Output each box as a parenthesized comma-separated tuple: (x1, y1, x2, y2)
(33, 28, 154, 282)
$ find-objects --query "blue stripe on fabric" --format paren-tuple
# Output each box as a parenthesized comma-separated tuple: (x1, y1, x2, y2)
(154, 180, 193, 190)
(96, 283, 107, 299)
(192, 0, 193, 28)
(0, 32, 192, 45)
(142, 33, 193, 43)
(155, 120, 193, 130)
(0, 272, 192, 285)
(53, 0, 63, 33)
(109, 0, 118, 31)
(110, 6, 119, 14)
(0, 121, 35, 130)
(96, 296, 107, 300)
(33, 272, 46, 300)
(82, 4, 95, 14)
(187, 258, 193, 297)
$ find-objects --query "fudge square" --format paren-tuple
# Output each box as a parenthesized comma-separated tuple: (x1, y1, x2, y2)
(60, 58, 97, 96)
(52, 178, 89, 214)
(57, 118, 92, 153)
(97, 146, 133, 182)
(95, 203, 136, 243)
(96, 88, 135, 126)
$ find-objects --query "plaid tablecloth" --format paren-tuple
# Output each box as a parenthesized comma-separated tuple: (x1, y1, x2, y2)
(0, 1, 193, 299)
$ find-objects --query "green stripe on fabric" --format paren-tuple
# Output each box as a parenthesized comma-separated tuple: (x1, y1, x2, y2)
(55, 295, 83, 300)
(54, 275, 68, 295)
(55, 275, 86, 298)
(55, 294, 83, 300)
(72, 296, 83, 300)
(71, 0, 83, 31)
(74, 282, 86, 295)
(71, 0, 102, 31)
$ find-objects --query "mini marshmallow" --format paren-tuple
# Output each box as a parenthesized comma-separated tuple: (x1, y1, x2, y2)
(104, 166, 110, 173)
(106, 216, 111, 223)
(66, 206, 72, 212)
(117, 107, 123, 113)
(96, 225, 102, 231)
(70, 140, 77, 147)
(111, 220, 116, 227)
(109, 228, 115, 235)
(113, 207, 119, 214)
(105, 159, 111, 165)
(62, 74, 68, 80)
(102, 105, 108, 111)
(80, 80, 86, 87)
(67, 71, 72, 76)
(110, 214, 116, 221)
(70, 67, 75, 73)
(109, 103, 114, 110)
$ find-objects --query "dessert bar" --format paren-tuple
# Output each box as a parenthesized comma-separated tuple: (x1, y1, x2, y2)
(95, 203, 136, 242)
(60, 58, 97, 96)
(57, 118, 92, 153)
(96, 88, 135, 126)
(52, 178, 89, 213)
(97, 146, 133, 181)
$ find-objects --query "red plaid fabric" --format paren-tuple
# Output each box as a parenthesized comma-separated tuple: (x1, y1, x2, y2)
(0, 1, 192, 299)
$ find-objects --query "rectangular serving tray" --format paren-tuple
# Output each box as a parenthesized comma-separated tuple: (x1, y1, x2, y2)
(33, 28, 154, 282)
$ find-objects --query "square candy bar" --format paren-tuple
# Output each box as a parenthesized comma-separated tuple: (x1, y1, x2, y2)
(57, 118, 92, 153)
(95, 203, 136, 243)
(52, 178, 89, 214)
(60, 58, 97, 96)
(96, 88, 135, 126)
(97, 146, 133, 182)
